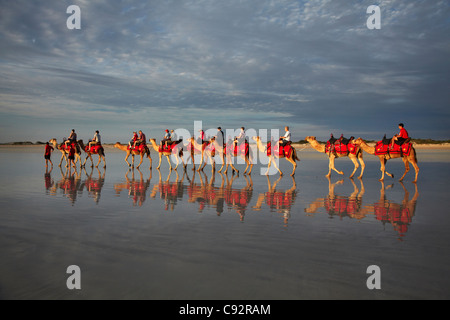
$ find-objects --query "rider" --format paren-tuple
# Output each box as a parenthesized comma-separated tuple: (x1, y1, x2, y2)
(133, 130, 146, 149)
(161, 129, 171, 147)
(233, 127, 246, 150)
(64, 129, 77, 148)
(129, 131, 138, 149)
(88, 130, 101, 150)
(391, 123, 409, 148)
(279, 126, 291, 147)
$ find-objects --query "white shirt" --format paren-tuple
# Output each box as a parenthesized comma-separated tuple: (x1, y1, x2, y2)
(283, 131, 291, 142)
(94, 133, 101, 143)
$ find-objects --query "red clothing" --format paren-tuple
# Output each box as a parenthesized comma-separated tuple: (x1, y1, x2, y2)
(399, 128, 409, 139)
(139, 132, 146, 141)
(69, 146, 75, 157)
(44, 145, 54, 156)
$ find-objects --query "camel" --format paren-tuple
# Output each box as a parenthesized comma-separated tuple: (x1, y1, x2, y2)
(305, 136, 365, 179)
(186, 137, 215, 172)
(252, 136, 300, 176)
(49, 138, 82, 168)
(148, 138, 183, 170)
(209, 138, 253, 175)
(353, 137, 419, 183)
(77, 139, 106, 168)
(113, 142, 152, 169)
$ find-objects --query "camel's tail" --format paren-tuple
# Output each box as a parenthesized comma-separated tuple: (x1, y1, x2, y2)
(145, 146, 151, 158)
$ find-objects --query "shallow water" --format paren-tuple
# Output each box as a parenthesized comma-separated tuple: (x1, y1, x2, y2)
(0, 146, 449, 299)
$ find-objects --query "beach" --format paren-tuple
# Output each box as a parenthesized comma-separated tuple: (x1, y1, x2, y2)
(0, 145, 449, 299)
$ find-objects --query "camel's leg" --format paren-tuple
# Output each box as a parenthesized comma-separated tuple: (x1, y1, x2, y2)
(148, 154, 152, 170)
(358, 155, 365, 179)
(124, 152, 131, 167)
(156, 154, 162, 170)
(82, 155, 89, 167)
(379, 157, 394, 181)
(247, 162, 253, 175)
(137, 154, 145, 169)
(96, 154, 102, 168)
(411, 159, 419, 183)
(191, 152, 196, 171)
(348, 156, 359, 179)
(197, 152, 204, 172)
(218, 154, 225, 173)
(398, 157, 410, 182)
(166, 155, 172, 170)
(267, 156, 283, 176)
(286, 156, 297, 176)
(173, 154, 179, 170)
(101, 155, 107, 168)
(243, 158, 249, 175)
(59, 153, 66, 167)
(328, 156, 343, 177)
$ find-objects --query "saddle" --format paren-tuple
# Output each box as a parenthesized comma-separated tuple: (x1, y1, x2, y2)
(326, 134, 356, 155)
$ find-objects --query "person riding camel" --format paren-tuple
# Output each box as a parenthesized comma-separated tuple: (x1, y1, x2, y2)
(88, 130, 101, 151)
(233, 127, 246, 150)
(129, 131, 138, 149)
(391, 123, 409, 148)
(279, 126, 291, 147)
(161, 129, 171, 148)
(64, 129, 77, 148)
(133, 130, 146, 149)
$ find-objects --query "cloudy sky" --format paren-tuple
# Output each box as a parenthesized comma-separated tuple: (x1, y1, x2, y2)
(0, 0, 449, 143)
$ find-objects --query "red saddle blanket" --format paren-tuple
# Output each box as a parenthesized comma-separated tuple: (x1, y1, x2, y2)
(158, 143, 178, 153)
(60, 142, 78, 151)
(325, 141, 358, 155)
(85, 144, 103, 153)
(266, 142, 293, 158)
(232, 142, 249, 156)
(374, 141, 412, 156)
(128, 144, 147, 153)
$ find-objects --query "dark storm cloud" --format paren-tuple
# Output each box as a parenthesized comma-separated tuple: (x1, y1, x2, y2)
(0, 0, 449, 142)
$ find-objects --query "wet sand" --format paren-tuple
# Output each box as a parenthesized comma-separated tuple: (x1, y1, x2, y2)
(0, 146, 449, 299)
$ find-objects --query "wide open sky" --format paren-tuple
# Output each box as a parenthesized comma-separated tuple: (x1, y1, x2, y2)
(0, 0, 449, 143)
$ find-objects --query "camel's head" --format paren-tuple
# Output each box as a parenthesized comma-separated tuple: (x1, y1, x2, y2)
(353, 137, 364, 145)
(305, 136, 316, 142)
(252, 136, 260, 142)
(149, 138, 156, 142)
(114, 142, 121, 148)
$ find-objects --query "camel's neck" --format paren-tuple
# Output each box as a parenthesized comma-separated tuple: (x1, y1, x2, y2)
(359, 141, 375, 155)
(255, 140, 265, 152)
(149, 140, 160, 152)
(115, 144, 128, 151)
(308, 139, 325, 153)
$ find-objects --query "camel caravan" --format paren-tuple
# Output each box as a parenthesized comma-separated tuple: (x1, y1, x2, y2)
(47, 123, 419, 183)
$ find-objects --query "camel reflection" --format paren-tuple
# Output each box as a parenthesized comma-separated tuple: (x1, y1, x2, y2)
(149, 169, 185, 210)
(252, 176, 297, 226)
(184, 170, 254, 221)
(80, 167, 105, 204)
(45, 166, 106, 205)
(49, 166, 83, 205)
(114, 168, 152, 206)
(304, 178, 419, 238)
(365, 181, 418, 239)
